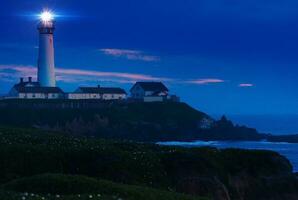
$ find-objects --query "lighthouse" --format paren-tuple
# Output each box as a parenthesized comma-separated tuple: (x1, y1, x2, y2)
(37, 11, 56, 87)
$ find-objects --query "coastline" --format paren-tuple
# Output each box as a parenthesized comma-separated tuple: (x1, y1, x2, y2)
(158, 140, 298, 172)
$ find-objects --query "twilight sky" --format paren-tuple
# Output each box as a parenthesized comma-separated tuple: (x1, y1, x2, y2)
(0, 0, 298, 115)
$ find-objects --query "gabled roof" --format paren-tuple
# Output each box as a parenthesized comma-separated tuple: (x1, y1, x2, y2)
(131, 82, 169, 92)
(77, 87, 127, 94)
(14, 86, 64, 93)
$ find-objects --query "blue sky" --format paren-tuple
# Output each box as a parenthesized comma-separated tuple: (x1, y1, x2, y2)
(0, 0, 298, 115)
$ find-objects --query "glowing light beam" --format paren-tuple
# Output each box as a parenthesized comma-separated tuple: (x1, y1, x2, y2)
(39, 10, 55, 22)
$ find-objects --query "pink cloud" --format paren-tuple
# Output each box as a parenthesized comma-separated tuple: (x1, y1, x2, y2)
(239, 83, 254, 87)
(187, 79, 225, 85)
(0, 65, 170, 84)
(100, 48, 160, 62)
(100, 49, 140, 56)
(0, 65, 228, 87)
(0, 65, 37, 81)
(56, 68, 164, 81)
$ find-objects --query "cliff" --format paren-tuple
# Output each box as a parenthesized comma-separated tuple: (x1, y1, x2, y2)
(0, 127, 297, 200)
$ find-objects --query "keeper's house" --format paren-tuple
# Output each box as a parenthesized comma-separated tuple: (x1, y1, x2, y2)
(67, 86, 127, 100)
(8, 77, 64, 99)
(130, 82, 179, 102)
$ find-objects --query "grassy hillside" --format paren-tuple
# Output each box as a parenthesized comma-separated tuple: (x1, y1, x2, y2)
(0, 101, 264, 141)
(0, 101, 208, 126)
(0, 101, 212, 141)
(0, 127, 297, 199)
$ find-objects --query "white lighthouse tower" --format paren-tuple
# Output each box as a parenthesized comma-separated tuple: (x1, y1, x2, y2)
(37, 11, 56, 87)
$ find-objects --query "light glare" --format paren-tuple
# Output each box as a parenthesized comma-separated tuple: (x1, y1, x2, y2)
(40, 11, 54, 22)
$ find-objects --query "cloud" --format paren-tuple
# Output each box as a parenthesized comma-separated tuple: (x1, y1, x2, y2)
(56, 68, 166, 81)
(0, 65, 228, 88)
(239, 83, 254, 87)
(100, 48, 160, 62)
(0, 65, 36, 81)
(186, 78, 225, 85)
(0, 65, 170, 84)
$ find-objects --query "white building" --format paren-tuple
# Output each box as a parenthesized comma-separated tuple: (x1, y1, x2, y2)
(130, 82, 169, 102)
(6, 11, 59, 99)
(38, 11, 56, 87)
(67, 86, 127, 100)
(8, 77, 64, 99)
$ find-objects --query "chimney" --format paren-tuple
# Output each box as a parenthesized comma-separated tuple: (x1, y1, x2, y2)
(28, 77, 32, 83)
(20, 78, 24, 83)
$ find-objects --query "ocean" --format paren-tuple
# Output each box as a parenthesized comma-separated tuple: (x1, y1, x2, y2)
(158, 140, 298, 172)
(225, 114, 298, 135)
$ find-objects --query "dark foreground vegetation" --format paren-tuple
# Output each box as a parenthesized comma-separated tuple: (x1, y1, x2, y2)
(0, 127, 298, 200)
(1, 174, 200, 200)
(0, 100, 273, 142)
